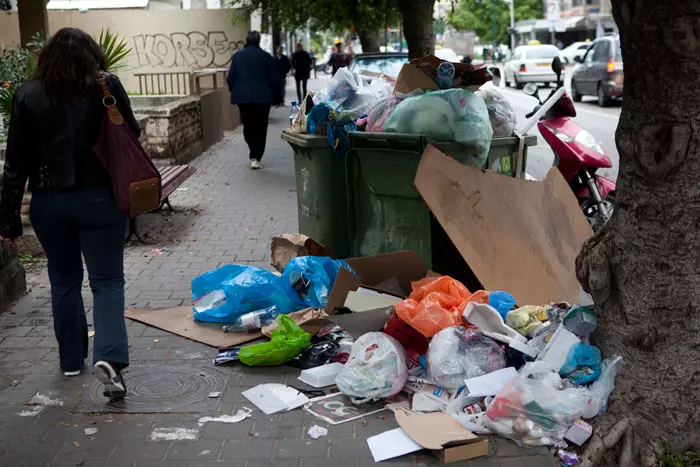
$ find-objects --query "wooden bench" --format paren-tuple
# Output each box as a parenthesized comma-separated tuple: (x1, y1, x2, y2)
(126, 165, 196, 243)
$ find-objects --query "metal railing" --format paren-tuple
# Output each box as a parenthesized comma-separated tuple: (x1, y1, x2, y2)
(134, 69, 229, 96)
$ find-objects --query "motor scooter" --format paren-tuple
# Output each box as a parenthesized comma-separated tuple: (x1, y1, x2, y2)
(519, 57, 615, 230)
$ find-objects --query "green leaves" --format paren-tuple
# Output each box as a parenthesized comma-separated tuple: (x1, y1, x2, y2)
(98, 28, 132, 72)
(448, 0, 543, 45)
(0, 85, 14, 136)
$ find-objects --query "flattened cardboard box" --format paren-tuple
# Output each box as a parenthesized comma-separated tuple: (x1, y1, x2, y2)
(395, 410, 489, 463)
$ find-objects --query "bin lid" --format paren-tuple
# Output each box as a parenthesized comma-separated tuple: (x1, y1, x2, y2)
(281, 129, 328, 148)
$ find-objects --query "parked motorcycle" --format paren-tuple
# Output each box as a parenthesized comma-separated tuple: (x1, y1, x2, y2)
(519, 56, 616, 230)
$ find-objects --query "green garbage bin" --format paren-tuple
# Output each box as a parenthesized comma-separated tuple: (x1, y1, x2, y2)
(281, 129, 351, 258)
(346, 132, 537, 267)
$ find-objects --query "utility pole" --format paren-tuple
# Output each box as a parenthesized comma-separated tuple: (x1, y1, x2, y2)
(504, 0, 514, 52)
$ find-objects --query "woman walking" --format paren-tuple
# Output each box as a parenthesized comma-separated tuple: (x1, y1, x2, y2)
(0, 28, 136, 398)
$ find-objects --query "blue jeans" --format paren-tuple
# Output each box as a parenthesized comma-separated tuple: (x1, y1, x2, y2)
(31, 186, 128, 372)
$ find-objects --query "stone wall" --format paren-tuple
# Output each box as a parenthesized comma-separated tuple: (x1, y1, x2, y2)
(133, 96, 204, 164)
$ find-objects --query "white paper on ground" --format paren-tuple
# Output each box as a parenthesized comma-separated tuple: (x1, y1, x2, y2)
(411, 392, 446, 412)
(242, 384, 309, 415)
(465, 367, 518, 398)
(307, 425, 329, 439)
(367, 428, 424, 462)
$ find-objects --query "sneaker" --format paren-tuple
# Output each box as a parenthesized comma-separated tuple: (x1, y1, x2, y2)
(93, 361, 127, 399)
(64, 370, 81, 377)
(250, 160, 261, 170)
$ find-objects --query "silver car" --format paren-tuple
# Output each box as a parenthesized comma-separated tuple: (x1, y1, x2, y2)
(504, 45, 563, 89)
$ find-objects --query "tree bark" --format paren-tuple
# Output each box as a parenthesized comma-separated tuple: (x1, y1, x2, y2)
(397, 0, 435, 59)
(576, 1, 700, 465)
(358, 29, 381, 53)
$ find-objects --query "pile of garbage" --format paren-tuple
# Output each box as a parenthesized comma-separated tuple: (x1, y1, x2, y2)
(289, 55, 517, 164)
(191, 242, 620, 465)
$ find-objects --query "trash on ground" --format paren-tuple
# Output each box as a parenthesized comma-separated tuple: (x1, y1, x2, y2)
(307, 424, 329, 439)
(242, 384, 310, 415)
(559, 449, 580, 465)
(208, 391, 221, 398)
(465, 367, 518, 398)
(149, 427, 199, 441)
(213, 347, 241, 366)
(367, 427, 423, 462)
(298, 362, 345, 388)
(84, 428, 98, 436)
(303, 392, 390, 425)
(270, 234, 333, 273)
(564, 418, 593, 446)
(238, 315, 311, 366)
(197, 408, 252, 426)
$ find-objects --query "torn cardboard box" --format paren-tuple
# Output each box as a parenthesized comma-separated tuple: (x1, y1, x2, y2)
(415, 145, 593, 306)
(270, 234, 334, 273)
(260, 308, 329, 338)
(395, 409, 489, 463)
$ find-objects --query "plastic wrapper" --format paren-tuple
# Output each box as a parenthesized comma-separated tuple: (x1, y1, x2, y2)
(395, 276, 470, 338)
(488, 291, 516, 320)
(280, 256, 354, 309)
(312, 68, 392, 119)
(384, 89, 493, 165)
(506, 305, 548, 338)
(238, 315, 311, 366)
(427, 326, 507, 389)
(582, 356, 622, 418)
(477, 86, 517, 137)
(560, 343, 602, 385)
(447, 389, 495, 435)
(192, 265, 300, 323)
(485, 362, 593, 446)
(366, 90, 423, 133)
(290, 325, 353, 369)
(336, 332, 408, 403)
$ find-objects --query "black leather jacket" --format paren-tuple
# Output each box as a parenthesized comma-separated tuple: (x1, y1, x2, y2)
(0, 75, 140, 238)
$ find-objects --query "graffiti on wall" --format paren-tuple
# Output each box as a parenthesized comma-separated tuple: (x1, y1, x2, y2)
(133, 32, 245, 69)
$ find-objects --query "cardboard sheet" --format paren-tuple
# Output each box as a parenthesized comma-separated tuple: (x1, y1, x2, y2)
(415, 145, 593, 306)
(125, 306, 262, 348)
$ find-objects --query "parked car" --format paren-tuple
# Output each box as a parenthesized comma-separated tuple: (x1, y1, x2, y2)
(349, 52, 409, 80)
(570, 35, 623, 107)
(560, 41, 592, 64)
(504, 45, 563, 89)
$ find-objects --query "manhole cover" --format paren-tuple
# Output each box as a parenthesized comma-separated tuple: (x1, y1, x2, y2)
(75, 365, 229, 414)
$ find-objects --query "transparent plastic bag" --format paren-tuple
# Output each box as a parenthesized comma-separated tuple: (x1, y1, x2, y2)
(447, 389, 495, 435)
(280, 256, 354, 308)
(336, 332, 408, 403)
(427, 326, 507, 389)
(477, 85, 516, 137)
(192, 265, 300, 323)
(312, 68, 392, 119)
(366, 90, 424, 133)
(384, 89, 493, 164)
(238, 315, 312, 366)
(582, 356, 623, 418)
(485, 362, 593, 446)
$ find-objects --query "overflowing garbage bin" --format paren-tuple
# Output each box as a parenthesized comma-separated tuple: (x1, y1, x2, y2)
(346, 132, 537, 268)
(281, 129, 352, 258)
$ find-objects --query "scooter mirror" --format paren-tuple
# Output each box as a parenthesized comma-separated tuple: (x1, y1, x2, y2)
(552, 56, 562, 81)
(523, 83, 538, 96)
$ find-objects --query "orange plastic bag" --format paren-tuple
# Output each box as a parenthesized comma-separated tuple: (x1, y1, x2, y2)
(395, 277, 470, 338)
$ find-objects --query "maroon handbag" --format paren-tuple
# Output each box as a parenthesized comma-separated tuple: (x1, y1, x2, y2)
(92, 73, 161, 218)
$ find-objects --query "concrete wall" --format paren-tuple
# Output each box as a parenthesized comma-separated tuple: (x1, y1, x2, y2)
(0, 9, 249, 92)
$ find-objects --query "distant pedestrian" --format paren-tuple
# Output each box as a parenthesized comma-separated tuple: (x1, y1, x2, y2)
(0, 28, 135, 398)
(329, 42, 351, 76)
(227, 31, 282, 170)
(275, 47, 291, 106)
(291, 42, 312, 104)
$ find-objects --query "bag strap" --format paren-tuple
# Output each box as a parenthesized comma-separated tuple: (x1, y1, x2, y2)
(97, 72, 124, 125)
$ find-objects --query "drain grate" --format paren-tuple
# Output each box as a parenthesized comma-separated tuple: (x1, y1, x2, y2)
(75, 365, 229, 414)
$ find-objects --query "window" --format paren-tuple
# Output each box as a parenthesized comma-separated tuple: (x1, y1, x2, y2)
(591, 41, 611, 62)
(614, 39, 622, 60)
(524, 47, 559, 59)
(578, 44, 590, 51)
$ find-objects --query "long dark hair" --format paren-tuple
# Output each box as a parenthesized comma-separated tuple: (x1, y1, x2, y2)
(33, 28, 108, 98)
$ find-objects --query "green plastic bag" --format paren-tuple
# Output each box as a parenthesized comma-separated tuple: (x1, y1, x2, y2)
(238, 315, 312, 366)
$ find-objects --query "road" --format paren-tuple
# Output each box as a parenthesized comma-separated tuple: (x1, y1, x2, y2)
(493, 66, 621, 181)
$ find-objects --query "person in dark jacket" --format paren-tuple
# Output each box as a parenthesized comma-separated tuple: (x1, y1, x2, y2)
(275, 47, 291, 106)
(291, 42, 312, 104)
(227, 31, 282, 169)
(0, 28, 138, 398)
(329, 42, 351, 76)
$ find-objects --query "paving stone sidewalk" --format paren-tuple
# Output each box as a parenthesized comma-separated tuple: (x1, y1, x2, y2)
(0, 79, 557, 467)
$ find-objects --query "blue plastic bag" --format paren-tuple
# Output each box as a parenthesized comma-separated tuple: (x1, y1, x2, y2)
(560, 343, 602, 385)
(488, 291, 516, 320)
(280, 256, 355, 308)
(192, 265, 300, 323)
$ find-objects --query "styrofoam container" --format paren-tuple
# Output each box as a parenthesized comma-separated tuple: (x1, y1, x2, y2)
(298, 362, 345, 388)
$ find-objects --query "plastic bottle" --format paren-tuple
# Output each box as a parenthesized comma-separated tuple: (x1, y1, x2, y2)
(222, 306, 282, 333)
(289, 101, 300, 126)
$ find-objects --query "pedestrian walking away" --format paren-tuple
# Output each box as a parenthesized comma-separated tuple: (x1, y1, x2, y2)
(291, 42, 312, 104)
(0, 28, 134, 399)
(227, 31, 282, 169)
(275, 46, 291, 106)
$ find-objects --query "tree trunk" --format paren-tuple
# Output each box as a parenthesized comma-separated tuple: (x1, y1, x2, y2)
(576, 1, 700, 466)
(358, 29, 381, 53)
(397, 0, 435, 59)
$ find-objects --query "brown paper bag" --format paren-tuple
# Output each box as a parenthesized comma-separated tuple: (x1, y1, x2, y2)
(261, 308, 330, 338)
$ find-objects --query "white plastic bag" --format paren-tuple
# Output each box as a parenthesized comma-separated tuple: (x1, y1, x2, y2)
(447, 390, 494, 435)
(427, 326, 506, 389)
(384, 89, 493, 165)
(582, 356, 623, 419)
(312, 68, 392, 119)
(336, 332, 408, 403)
(484, 362, 593, 446)
(477, 85, 517, 137)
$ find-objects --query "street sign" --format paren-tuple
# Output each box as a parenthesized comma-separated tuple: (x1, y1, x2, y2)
(546, 0, 561, 21)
